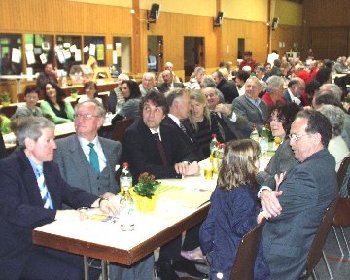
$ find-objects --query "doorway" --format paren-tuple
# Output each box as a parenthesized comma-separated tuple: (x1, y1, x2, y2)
(184, 37, 204, 82)
(147, 36, 163, 73)
(237, 38, 245, 59)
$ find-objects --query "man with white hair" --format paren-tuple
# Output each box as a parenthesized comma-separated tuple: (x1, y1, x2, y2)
(283, 77, 305, 107)
(262, 76, 286, 108)
(157, 61, 181, 84)
(139, 72, 157, 96)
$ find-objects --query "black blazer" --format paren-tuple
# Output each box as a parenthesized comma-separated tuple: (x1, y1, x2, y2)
(0, 150, 97, 278)
(122, 119, 195, 182)
(162, 116, 200, 160)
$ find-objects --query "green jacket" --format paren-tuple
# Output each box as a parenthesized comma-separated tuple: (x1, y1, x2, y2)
(40, 100, 75, 124)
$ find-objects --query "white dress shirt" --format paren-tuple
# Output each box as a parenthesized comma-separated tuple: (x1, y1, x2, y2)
(78, 136, 107, 172)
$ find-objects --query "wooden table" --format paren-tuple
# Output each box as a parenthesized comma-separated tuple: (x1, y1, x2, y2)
(32, 176, 216, 278)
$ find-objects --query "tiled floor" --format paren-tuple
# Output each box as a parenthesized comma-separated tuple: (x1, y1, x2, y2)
(168, 227, 350, 280)
(312, 226, 350, 280)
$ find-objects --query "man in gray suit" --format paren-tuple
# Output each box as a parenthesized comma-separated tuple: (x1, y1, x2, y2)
(54, 100, 154, 279)
(259, 110, 337, 280)
(54, 100, 121, 197)
(232, 76, 268, 137)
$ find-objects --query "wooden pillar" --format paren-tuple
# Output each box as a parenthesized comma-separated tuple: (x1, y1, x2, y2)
(216, 0, 222, 66)
(132, 0, 141, 74)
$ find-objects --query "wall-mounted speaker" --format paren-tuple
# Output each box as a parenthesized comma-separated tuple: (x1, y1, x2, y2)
(271, 17, 279, 30)
(213, 11, 224, 28)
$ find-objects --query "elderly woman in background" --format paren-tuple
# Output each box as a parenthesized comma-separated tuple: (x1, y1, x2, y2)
(318, 104, 349, 171)
(112, 80, 142, 123)
(256, 103, 300, 189)
(78, 81, 102, 104)
(184, 89, 223, 160)
(40, 83, 74, 124)
(11, 86, 42, 119)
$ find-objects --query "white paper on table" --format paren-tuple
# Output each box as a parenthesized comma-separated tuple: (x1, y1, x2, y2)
(39, 53, 47, 64)
(25, 50, 35, 65)
(70, 44, 77, 53)
(83, 46, 89, 53)
(89, 44, 96, 56)
(112, 50, 118, 65)
(75, 49, 82, 61)
(63, 42, 71, 49)
(63, 49, 71, 59)
(25, 44, 34, 51)
(12, 48, 21, 63)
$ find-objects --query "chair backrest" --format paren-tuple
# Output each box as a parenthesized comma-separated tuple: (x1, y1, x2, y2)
(304, 198, 338, 276)
(337, 156, 350, 188)
(230, 220, 265, 280)
(333, 197, 350, 227)
(111, 118, 134, 143)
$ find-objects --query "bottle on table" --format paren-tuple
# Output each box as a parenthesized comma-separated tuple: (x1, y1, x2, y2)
(250, 124, 260, 143)
(209, 134, 218, 156)
(210, 134, 220, 173)
(119, 162, 135, 231)
(216, 143, 225, 169)
(260, 126, 269, 155)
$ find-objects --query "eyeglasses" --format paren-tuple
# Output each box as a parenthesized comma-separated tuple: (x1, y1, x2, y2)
(288, 133, 310, 141)
(75, 114, 99, 119)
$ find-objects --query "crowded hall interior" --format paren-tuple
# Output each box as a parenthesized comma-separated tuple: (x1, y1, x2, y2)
(1, 0, 350, 279)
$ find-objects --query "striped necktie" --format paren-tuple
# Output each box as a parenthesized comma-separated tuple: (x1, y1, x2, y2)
(88, 143, 100, 175)
(36, 166, 53, 209)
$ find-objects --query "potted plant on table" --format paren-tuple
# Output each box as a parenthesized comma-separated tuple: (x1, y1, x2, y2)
(0, 92, 11, 106)
(132, 172, 160, 212)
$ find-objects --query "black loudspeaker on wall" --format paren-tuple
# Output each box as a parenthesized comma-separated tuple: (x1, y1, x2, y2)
(271, 17, 279, 30)
(148, 3, 160, 23)
(213, 11, 224, 27)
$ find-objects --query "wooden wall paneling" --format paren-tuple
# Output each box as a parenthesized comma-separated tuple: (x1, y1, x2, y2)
(222, 19, 268, 66)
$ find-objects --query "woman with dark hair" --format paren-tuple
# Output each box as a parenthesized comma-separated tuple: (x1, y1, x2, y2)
(112, 80, 142, 123)
(11, 86, 43, 119)
(256, 102, 300, 189)
(200, 139, 269, 280)
(314, 67, 332, 85)
(40, 83, 74, 123)
(78, 81, 102, 104)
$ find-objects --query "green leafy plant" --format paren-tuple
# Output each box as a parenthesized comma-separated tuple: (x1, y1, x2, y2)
(0, 92, 11, 104)
(133, 172, 160, 199)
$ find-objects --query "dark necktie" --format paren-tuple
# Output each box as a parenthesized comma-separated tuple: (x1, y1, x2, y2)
(36, 166, 53, 209)
(154, 133, 167, 166)
(179, 121, 193, 142)
(88, 143, 100, 175)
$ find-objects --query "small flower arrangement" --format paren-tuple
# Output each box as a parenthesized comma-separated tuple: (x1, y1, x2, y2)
(133, 172, 160, 199)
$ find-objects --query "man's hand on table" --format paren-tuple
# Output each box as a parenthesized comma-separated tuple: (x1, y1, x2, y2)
(175, 161, 199, 176)
(260, 190, 283, 218)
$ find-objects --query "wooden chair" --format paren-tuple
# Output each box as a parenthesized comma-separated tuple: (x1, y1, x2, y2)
(332, 156, 350, 257)
(110, 118, 134, 143)
(229, 220, 265, 280)
(299, 198, 338, 280)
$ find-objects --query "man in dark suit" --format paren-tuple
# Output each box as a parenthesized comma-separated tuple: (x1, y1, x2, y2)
(162, 88, 199, 159)
(0, 117, 118, 280)
(212, 70, 238, 103)
(123, 90, 206, 280)
(157, 70, 184, 94)
(283, 77, 305, 107)
(123, 90, 198, 182)
(260, 110, 337, 280)
(232, 76, 268, 137)
(203, 86, 246, 141)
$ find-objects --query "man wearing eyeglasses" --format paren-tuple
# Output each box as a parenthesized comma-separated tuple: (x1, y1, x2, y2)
(54, 100, 150, 279)
(54, 100, 121, 198)
(259, 110, 337, 280)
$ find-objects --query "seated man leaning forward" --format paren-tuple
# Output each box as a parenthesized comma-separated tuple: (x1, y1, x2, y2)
(122, 89, 199, 182)
(0, 117, 119, 280)
(260, 110, 338, 280)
